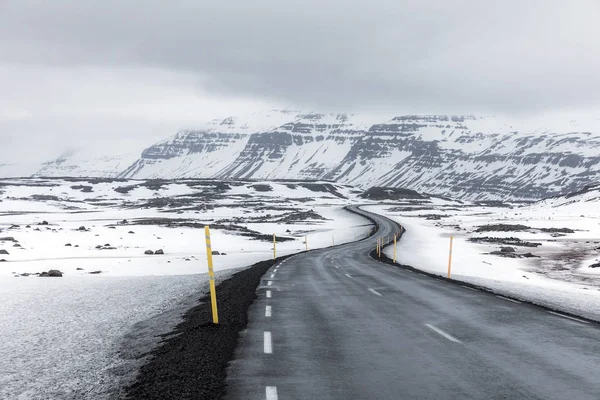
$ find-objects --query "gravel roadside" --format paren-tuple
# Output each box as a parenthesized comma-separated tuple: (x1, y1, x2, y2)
(123, 257, 285, 400)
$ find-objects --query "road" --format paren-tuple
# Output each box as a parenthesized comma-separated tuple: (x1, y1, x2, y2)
(225, 206, 600, 399)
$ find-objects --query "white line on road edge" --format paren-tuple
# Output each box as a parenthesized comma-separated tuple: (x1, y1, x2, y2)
(266, 386, 278, 400)
(497, 295, 521, 304)
(368, 288, 383, 296)
(425, 324, 461, 343)
(264, 331, 273, 354)
(548, 311, 589, 324)
(266, 290, 272, 298)
(267, 281, 273, 286)
(345, 273, 353, 278)
(265, 305, 272, 317)
(461, 285, 478, 291)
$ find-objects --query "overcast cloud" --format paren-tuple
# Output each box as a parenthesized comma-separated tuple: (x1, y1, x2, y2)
(1, 0, 600, 162)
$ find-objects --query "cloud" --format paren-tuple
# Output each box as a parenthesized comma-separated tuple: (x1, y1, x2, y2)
(1, 0, 599, 163)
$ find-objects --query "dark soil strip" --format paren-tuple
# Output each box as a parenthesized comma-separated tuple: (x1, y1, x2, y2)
(123, 256, 287, 400)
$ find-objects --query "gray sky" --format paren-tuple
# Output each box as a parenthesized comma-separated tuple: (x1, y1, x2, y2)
(1, 0, 600, 162)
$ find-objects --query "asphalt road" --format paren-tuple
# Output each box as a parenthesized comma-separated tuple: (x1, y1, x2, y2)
(225, 206, 600, 400)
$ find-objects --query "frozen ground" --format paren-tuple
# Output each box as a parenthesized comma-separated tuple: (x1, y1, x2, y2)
(364, 185, 600, 321)
(0, 178, 369, 399)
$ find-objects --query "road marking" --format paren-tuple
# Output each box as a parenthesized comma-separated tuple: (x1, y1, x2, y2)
(334, 265, 340, 269)
(461, 285, 478, 291)
(548, 311, 589, 324)
(270, 274, 275, 278)
(425, 324, 461, 343)
(264, 331, 273, 353)
(344, 273, 353, 278)
(266, 290, 272, 298)
(266, 386, 278, 400)
(497, 295, 521, 304)
(265, 305, 272, 317)
(368, 288, 383, 296)
(267, 281, 273, 286)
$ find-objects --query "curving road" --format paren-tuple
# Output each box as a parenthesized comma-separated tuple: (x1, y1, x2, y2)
(225, 206, 600, 399)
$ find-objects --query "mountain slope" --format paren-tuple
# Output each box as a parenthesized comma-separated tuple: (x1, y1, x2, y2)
(117, 113, 600, 200)
(30, 111, 600, 201)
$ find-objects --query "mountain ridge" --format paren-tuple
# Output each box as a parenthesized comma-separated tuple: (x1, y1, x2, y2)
(23, 111, 600, 201)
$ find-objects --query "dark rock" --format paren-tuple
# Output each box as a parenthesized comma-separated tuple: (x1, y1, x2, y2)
(221, 252, 227, 255)
(95, 245, 103, 249)
(104, 247, 117, 250)
(74, 245, 79, 248)
(40, 221, 49, 225)
(39, 269, 63, 277)
(145, 250, 155, 255)
(0, 259, 6, 262)
(155, 249, 164, 255)
(0, 237, 17, 242)
(13, 243, 21, 248)
(0, 250, 9, 255)
(589, 262, 600, 269)
(500, 246, 515, 253)
(25, 225, 31, 228)
(34, 228, 40, 231)
(128, 231, 135, 234)
(9, 225, 20, 229)
(108, 226, 116, 229)
(65, 243, 72, 247)
(88, 270, 102, 274)
(76, 268, 84, 270)
(20, 273, 31, 277)
(211, 250, 220, 255)
(469, 236, 542, 247)
(78, 226, 87, 231)
(104, 243, 111, 247)
(476, 224, 530, 233)
(541, 227, 575, 234)
(185, 258, 191, 261)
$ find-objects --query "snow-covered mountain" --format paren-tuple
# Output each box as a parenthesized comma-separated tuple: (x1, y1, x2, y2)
(31, 111, 600, 200)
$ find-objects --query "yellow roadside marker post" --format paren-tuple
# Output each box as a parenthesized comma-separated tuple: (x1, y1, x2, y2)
(447, 236, 454, 279)
(305, 235, 308, 251)
(332, 235, 335, 246)
(393, 234, 397, 263)
(204, 226, 219, 324)
(273, 234, 277, 259)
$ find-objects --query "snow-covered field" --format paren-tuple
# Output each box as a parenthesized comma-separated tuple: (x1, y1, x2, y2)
(365, 184, 600, 321)
(0, 178, 368, 399)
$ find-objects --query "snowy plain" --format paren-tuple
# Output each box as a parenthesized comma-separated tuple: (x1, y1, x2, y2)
(364, 187, 600, 321)
(0, 178, 370, 399)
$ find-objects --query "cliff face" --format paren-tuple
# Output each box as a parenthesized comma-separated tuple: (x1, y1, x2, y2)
(35, 112, 600, 200)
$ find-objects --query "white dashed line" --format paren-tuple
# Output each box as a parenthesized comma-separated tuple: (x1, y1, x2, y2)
(266, 290, 272, 298)
(497, 295, 521, 304)
(425, 324, 461, 343)
(270, 274, 275, 278)
(265, 305, 272, 317)
(344, 273, 353, 278)
(368, 288, 383, 296)
(264, 331, 273, 354)
(548, 311, 589, 324)
(266, 386, 278, 400)
(334, 265, 340, 269)
(267, 281, 273, 286)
